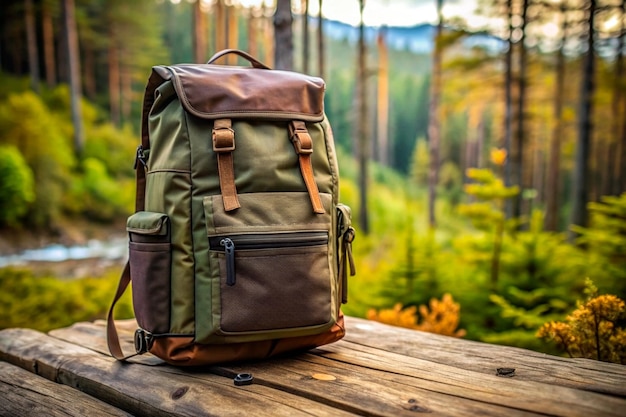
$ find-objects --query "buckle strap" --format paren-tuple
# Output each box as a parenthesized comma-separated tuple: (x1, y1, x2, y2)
(213, 119, 240, 211)
(289, 121, 325, 214)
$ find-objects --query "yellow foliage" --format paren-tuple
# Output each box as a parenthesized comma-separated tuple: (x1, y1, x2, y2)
(537, 294, 626, 364)
(490, 148, 507, 167)
(367, 294, 466, 338)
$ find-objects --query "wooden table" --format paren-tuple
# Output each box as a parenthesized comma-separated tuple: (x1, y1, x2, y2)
(1, 317, 625, 416)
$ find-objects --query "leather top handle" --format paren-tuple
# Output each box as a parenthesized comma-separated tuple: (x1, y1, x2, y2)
(207, 49, 271, 70)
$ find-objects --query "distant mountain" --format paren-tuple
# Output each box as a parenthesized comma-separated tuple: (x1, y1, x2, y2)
(319, 18, 504, 54)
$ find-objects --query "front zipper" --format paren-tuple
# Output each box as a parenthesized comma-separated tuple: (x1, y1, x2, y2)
(210, 231, 328, 286)
(220, 238, 236, 286)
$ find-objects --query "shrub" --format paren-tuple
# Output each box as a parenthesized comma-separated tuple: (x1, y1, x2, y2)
(0, 146, 35, 226)
(537, 280, 626, 364)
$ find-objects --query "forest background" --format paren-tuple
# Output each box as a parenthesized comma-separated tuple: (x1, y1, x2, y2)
(0, 0, 625, 360)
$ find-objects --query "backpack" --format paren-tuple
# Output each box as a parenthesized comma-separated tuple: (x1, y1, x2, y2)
(106, 49, 355, 366)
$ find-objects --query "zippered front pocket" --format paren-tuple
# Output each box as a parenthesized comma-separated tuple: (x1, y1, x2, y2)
(209, 230, 332, 333)
(210, 231, 328, 286)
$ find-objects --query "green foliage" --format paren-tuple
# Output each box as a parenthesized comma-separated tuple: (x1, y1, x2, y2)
(83, 123, 136, 178)
(379, 226, 441, 309)
(409, 137, 429, 187)
(0, 145, 35, 226)
(0, 267, 133, 332)
(0, 90, 75, 227)
(65, 158, 134, 221)
(572, 193, 626, 299)
(0, 84, 136, 230)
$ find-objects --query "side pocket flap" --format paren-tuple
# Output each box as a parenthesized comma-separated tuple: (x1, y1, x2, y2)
(127, 211, 169, 236)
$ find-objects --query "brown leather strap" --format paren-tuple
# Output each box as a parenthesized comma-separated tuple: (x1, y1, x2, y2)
(106, 262, 137, 361)
(213, 119, 240, 211)
(289, 121, 325, 214)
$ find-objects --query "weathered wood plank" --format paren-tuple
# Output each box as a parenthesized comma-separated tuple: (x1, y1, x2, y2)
(312, 341, 626, 417)
(208, 352, 540, 417)
(50, 321, 535, 416)
(0, 361, 131, 417)
(0, 328, 356, 417)
(47, 319, 626, 417)
(344, 316, 626, 397)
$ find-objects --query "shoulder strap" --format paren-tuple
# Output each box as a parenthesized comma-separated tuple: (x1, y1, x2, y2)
(106, 262, 136, 360)
(107, 68, 168, 361)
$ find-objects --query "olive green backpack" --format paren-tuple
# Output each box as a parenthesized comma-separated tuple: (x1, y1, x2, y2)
(106, 49, 355, 366)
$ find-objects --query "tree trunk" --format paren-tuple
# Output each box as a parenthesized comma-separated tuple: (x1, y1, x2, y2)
(108, 41, 120, 127)
(612, 0, 625, 195)
(317, 0, 324, 79)
(504, 0, 514, 219)
(83, 45, 96, 100)
(227, 4, 239, 65)
(121, 64, 131, 124)
(513, 0, 529, 223)
(302, 0, 309, 73)
(193, 0, 207, 63)
(215, 0, 226, 52)
(248, 7, 258, 57)
(545, 1, 567, 231)
(60, 0, 84, 156)
(376, 27, 389, 166)
(427, 0, 443, 229)
(25, 0, 40, 93)
(274, 0, 293, 71)
(42, 0, 56, 87)
(262, 2, 274, 67)
(357, 0, 369, 234)
(569, 0, 596, 238)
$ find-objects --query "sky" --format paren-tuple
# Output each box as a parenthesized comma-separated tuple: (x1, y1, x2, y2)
(234, 0, 491, 29)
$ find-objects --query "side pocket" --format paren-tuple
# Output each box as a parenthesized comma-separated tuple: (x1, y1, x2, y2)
(127, 211, 171, 334)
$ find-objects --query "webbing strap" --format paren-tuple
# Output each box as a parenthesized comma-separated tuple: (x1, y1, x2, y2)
(106, 262, 137, 361)
(289, 121, 325, 214)
(213, 119, 240, 211)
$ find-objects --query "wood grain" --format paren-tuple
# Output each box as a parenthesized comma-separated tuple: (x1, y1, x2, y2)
(0, 328, 355, 417)
(343, 316, 626, 397)
(2, 317, 626, 417)
(0, 361, 131, 417)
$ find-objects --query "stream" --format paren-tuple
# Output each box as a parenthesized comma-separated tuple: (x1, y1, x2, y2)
(0, 237, 128, 268)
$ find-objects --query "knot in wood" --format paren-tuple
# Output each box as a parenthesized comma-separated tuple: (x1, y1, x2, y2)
(171, 386, 189, 400)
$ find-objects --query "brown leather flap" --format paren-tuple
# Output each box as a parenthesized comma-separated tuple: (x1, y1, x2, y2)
(153, 65, 325, 122)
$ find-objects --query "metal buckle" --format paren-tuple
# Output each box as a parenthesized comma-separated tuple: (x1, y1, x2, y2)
(134, 329, 153, 354)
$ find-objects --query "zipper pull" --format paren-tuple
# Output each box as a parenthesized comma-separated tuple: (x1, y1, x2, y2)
(221, 238, 236, 286)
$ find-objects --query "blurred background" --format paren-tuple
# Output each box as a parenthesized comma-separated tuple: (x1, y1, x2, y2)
(0, 0, 624, 362)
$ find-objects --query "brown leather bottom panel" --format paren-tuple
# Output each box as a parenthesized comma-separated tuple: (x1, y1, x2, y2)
(149, 314, 345, 366)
